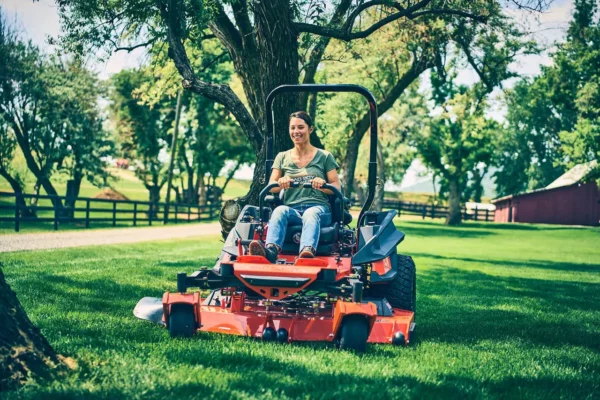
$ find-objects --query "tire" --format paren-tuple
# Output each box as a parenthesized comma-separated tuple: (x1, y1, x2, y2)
(339, 315, 369, 352)
(368, 255, 416, 313)
(169, 304, 196, 338)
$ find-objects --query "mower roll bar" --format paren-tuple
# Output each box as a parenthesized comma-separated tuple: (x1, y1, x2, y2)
(266, 84, 378, 228)
(258, 182, 345, 224)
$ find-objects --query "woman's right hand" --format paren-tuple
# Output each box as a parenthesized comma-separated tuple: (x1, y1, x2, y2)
(278, 176, 292, 190)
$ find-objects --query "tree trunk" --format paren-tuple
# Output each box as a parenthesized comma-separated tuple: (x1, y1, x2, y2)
(446, 177, 462, 225)
(341, 119, 367, 198)
(147, 185, 161, 220)
(198, 176, 207, 206)
(64, 176, 82, 220)
(374, 138, 386, 211)
(0, 266, 62, 391)
(0, 169, 36, 218)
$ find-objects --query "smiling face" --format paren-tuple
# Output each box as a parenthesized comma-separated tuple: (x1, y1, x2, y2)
(289, 117, 313, 145)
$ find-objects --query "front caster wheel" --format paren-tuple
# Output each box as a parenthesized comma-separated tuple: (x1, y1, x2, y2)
(169, 304, 196, 338)
(339, 315, 369, 352)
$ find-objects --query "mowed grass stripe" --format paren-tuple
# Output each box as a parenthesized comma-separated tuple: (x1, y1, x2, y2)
(2, 221, 599, 399)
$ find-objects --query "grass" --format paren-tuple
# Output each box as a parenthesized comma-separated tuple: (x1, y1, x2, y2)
(1, 220, 599, 399)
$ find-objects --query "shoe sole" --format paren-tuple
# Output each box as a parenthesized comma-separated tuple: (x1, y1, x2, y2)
(248, 242, 267, 257)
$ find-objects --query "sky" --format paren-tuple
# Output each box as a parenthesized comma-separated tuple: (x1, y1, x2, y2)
(2, 0, 576, 187)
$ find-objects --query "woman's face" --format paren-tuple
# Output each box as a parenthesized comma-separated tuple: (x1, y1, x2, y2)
(289, 117, 312, 145)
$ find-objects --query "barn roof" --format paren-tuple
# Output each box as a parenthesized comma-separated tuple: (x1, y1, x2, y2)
(492, 160, 597, 204)
(546, 160, 597, 189)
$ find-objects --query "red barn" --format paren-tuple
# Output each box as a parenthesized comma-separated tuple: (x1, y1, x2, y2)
(492, 162, 600, 227)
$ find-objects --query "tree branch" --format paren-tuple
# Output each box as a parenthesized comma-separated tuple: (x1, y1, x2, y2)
(300, 0, 352, 108)
(114, 37, 158, 53)
(208, 3, 244, 55)
(231, 0, 257, 52)
(159, 0, 263, 154)
(295, 0, 488, 41)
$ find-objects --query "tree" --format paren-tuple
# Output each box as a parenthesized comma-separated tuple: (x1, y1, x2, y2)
(0, 116, 35, 217)
(0, 11, 111, 213)
(558, 0, 600, 180)
(137, 40, 253, 204)
(495, 0, 600, 195)
(413, 88, 498, 225)
(56, 0, 551, 213)
(0, 13, 64, 210)
(0, 265, 67, 391)
(50, 60, 113, 211)
(109, 69, 176, 206)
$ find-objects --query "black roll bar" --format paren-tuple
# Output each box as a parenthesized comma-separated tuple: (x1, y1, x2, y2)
(265, 84, 378, 227)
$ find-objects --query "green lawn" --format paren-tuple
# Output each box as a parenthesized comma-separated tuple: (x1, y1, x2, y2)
(1, 221, 599, 399)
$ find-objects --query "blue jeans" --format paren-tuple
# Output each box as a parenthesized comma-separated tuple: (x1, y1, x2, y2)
(266, 204, 331, 252)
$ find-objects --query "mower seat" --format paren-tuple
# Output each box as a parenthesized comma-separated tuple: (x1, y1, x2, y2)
(281, 222, 339, 255)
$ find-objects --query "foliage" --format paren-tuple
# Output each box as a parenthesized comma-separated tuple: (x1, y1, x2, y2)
(109, 68, 176, 200)
(0, 9, 111, 202)
(558, 0, 600, 182)
(54, 0, 553, 206)
(412, 88, 499, 224)
(495, 0, 600, 195)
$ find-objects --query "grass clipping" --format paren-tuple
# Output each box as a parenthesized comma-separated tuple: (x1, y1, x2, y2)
(0, 265, 75, 391)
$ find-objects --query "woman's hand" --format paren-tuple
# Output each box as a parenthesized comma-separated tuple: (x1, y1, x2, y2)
(278, 176, 292, 189)
(312, 177, 326, 189)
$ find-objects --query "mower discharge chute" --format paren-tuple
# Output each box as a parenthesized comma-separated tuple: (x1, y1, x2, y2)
(134, 84, 416, 351)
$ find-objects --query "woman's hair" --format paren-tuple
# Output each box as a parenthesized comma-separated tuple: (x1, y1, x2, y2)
(289, 111, 313, 128)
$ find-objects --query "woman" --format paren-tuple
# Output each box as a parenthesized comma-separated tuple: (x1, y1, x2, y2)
(249, 111, 341, 263)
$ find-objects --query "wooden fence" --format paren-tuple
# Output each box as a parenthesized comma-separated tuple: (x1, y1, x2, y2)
(381, 199, 494, 222)
(0, 191, 221, 232)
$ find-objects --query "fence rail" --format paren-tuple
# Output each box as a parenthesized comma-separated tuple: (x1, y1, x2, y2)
(0, 191, 221, 232)
(381, 199, 493, 222)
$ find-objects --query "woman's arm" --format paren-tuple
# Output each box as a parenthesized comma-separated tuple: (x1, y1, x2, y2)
(268, 168, 291, 193)
(312, 169, 341, 195)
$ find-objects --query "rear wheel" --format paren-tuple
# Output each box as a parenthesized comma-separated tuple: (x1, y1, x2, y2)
(169, 304, 196, 338)
(368, 255, 416, 313)
(339, 315, 369, 352)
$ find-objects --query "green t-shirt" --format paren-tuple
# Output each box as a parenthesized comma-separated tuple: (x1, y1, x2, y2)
(272, 149, 340, 208)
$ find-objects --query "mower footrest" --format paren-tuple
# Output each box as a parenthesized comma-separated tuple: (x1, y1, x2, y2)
(240, 274, 310, 288)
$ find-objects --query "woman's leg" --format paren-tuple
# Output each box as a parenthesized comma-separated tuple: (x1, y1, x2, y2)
(265, 205, 302, 250)
(299, 205, 331, 253)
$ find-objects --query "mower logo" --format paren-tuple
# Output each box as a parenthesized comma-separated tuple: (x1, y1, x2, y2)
(293, 232, 301, 244)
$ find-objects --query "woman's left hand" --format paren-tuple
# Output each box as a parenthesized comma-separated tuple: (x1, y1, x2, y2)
(312, 178, 326, 189)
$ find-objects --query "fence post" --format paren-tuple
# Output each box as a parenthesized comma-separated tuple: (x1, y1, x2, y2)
(149, 203, 153, 226)
(430, 204, 435, 219)
(112, 202, 117, 227)
(85, 199, 90, 228)
(463, 208, 467, 221)
(14, 193, 20, 232)
(474, 206, 478, 221)
(209, 202, 213, 220)
(133, 203, 137, 226)
(486, 208, 489, 222)
(198, 205, 202, 222)
(53, 196, 58, 231)
(187, 204, 191, 222)
(174, 204, 178, 224)
(421, 205, 426, 219)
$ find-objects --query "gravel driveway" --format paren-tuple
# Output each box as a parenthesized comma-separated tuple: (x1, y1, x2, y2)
(0, 223, 221, 253)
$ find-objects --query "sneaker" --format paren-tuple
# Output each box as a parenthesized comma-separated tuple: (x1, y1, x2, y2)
(299, 246, 315, 258)
(248, 241, 278, 263)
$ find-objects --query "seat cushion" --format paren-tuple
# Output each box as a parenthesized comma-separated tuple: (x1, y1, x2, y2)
(284, 222, 339, 245)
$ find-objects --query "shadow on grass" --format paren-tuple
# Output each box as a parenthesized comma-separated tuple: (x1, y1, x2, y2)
(416, 267, 600, 351)
(410, 252, 600, 273)
(397, 224, 496, 239)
